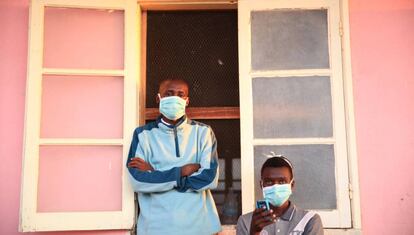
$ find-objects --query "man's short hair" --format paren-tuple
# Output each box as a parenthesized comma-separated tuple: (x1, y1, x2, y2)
(261, 154, 294, 179)
(158, 78, 189, 91)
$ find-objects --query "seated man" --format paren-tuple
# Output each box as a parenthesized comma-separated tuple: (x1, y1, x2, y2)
(236, 155, 323, 235)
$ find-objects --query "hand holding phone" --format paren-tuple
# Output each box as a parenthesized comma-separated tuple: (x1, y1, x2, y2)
(250, 199, 274, 234)
(256, 199, 270, 211)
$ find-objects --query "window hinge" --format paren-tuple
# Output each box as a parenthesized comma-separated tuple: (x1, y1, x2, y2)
(339, 21, 344, 37)
(348, 182, 353, 200)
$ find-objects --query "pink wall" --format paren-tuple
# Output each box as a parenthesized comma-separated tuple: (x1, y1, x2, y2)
(349, 0, 414, 234)
(0, 1, 29, 234)
(0, 0, 125, 234)
(1, 0, 414, 234)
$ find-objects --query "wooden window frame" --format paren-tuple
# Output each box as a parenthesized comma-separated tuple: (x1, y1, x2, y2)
(138, 1, 240, 233)
(139, 1, 240, 123)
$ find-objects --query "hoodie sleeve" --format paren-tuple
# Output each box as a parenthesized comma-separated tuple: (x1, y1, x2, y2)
(126, 127, 182, 193)
(176, 126, 219, 192)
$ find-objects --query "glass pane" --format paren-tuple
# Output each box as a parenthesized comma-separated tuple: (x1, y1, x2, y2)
(254, 145, 337, 210)
(253, 76, 333, 138)
(37, 146, 122, 212)
(44, 7, 124, 69)
(251, 9, 329, 70)
(40, 75, 123, 138)
(232, 158, 241, 180)
(199, 119, 241, 225)
(217, 182, 226, 191)
(218, 158, 226, 181)
(232, 181, 241, 191)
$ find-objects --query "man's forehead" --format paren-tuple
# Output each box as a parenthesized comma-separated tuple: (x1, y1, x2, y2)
(261, 167, 291, 178)
(159, 80, 188, 91)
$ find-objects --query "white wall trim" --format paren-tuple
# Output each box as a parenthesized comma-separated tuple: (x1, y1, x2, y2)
(339, 0, 362, 230)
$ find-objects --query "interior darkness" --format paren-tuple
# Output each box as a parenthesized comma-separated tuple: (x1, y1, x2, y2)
(146, 10, 241, 224)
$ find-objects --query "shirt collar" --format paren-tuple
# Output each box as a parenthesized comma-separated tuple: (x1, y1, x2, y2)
(157, 115, 187, 129)
(280, 201, 296, 221)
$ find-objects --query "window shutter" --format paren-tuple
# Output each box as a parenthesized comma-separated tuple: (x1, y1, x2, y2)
(238, 0, 351, 228)
(20, 0, 139, 231)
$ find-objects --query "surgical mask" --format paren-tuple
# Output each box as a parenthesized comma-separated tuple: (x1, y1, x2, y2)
(262, 180, 293, 207)
(158, 94, 187, 120)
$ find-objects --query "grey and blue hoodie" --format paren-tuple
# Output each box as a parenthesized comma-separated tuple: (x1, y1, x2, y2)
(126, 116, 221, 235)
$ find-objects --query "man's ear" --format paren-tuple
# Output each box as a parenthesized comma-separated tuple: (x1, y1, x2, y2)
(291, 179, 295, 191)
(259, 180, 264, 189)
(156, 93, 160, 104)
(185, 97, 190, 106)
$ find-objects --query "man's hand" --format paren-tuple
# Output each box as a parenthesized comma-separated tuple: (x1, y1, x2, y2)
(128, 158, 154, 171)
(249, 207, 276, 235)
(181, 163, 201, 177)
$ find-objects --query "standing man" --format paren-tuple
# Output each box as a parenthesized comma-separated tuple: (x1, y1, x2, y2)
(236, 155, 324, 235)
(127, 78, 221, 235)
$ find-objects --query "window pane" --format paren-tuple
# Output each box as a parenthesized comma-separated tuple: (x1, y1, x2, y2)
(253, 76, 333, 138)
(232, 159, 241, 191)
(44, 7, 124, 69)
(200, 119, 241, 225)
(232, 158, 241, 180)
(37, 146, 122, 212)
(218, 158, 226, 190)
(251, 9, 329, 70)
(254, 145, 337, 210)
(40, 75, 124, 138)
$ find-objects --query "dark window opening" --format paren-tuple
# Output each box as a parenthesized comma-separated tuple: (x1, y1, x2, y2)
(146, 10, 241, 224)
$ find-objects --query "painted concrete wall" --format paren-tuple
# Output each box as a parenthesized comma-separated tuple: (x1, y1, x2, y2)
(0, 1, 28, 234)
(0, 1, 126, 234)
(349, 0, 414, 234)
(1, 0, 414, 234)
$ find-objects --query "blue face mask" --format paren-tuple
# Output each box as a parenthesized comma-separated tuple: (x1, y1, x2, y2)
(158, 94, 187, 120)
(262, 181, 293, 207)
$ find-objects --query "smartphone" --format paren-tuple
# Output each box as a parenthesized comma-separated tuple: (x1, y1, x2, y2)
(256, 199, 270, 211)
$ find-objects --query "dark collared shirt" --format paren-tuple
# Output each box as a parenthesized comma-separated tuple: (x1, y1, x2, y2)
(236, 202, 324, 235)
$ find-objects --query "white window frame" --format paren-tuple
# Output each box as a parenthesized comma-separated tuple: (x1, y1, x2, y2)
(19, 0, 139, 231)
(238, 0, 361, 230)
(20, 0, 361, 232)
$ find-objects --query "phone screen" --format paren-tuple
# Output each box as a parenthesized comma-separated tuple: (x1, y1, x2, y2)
(256, 200, 270, 211)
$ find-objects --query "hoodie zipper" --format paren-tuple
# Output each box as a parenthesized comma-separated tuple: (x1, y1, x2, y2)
(173, 127, 180, 158)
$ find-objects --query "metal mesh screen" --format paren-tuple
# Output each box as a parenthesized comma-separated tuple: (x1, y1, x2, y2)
(146, 10, 239, 107)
